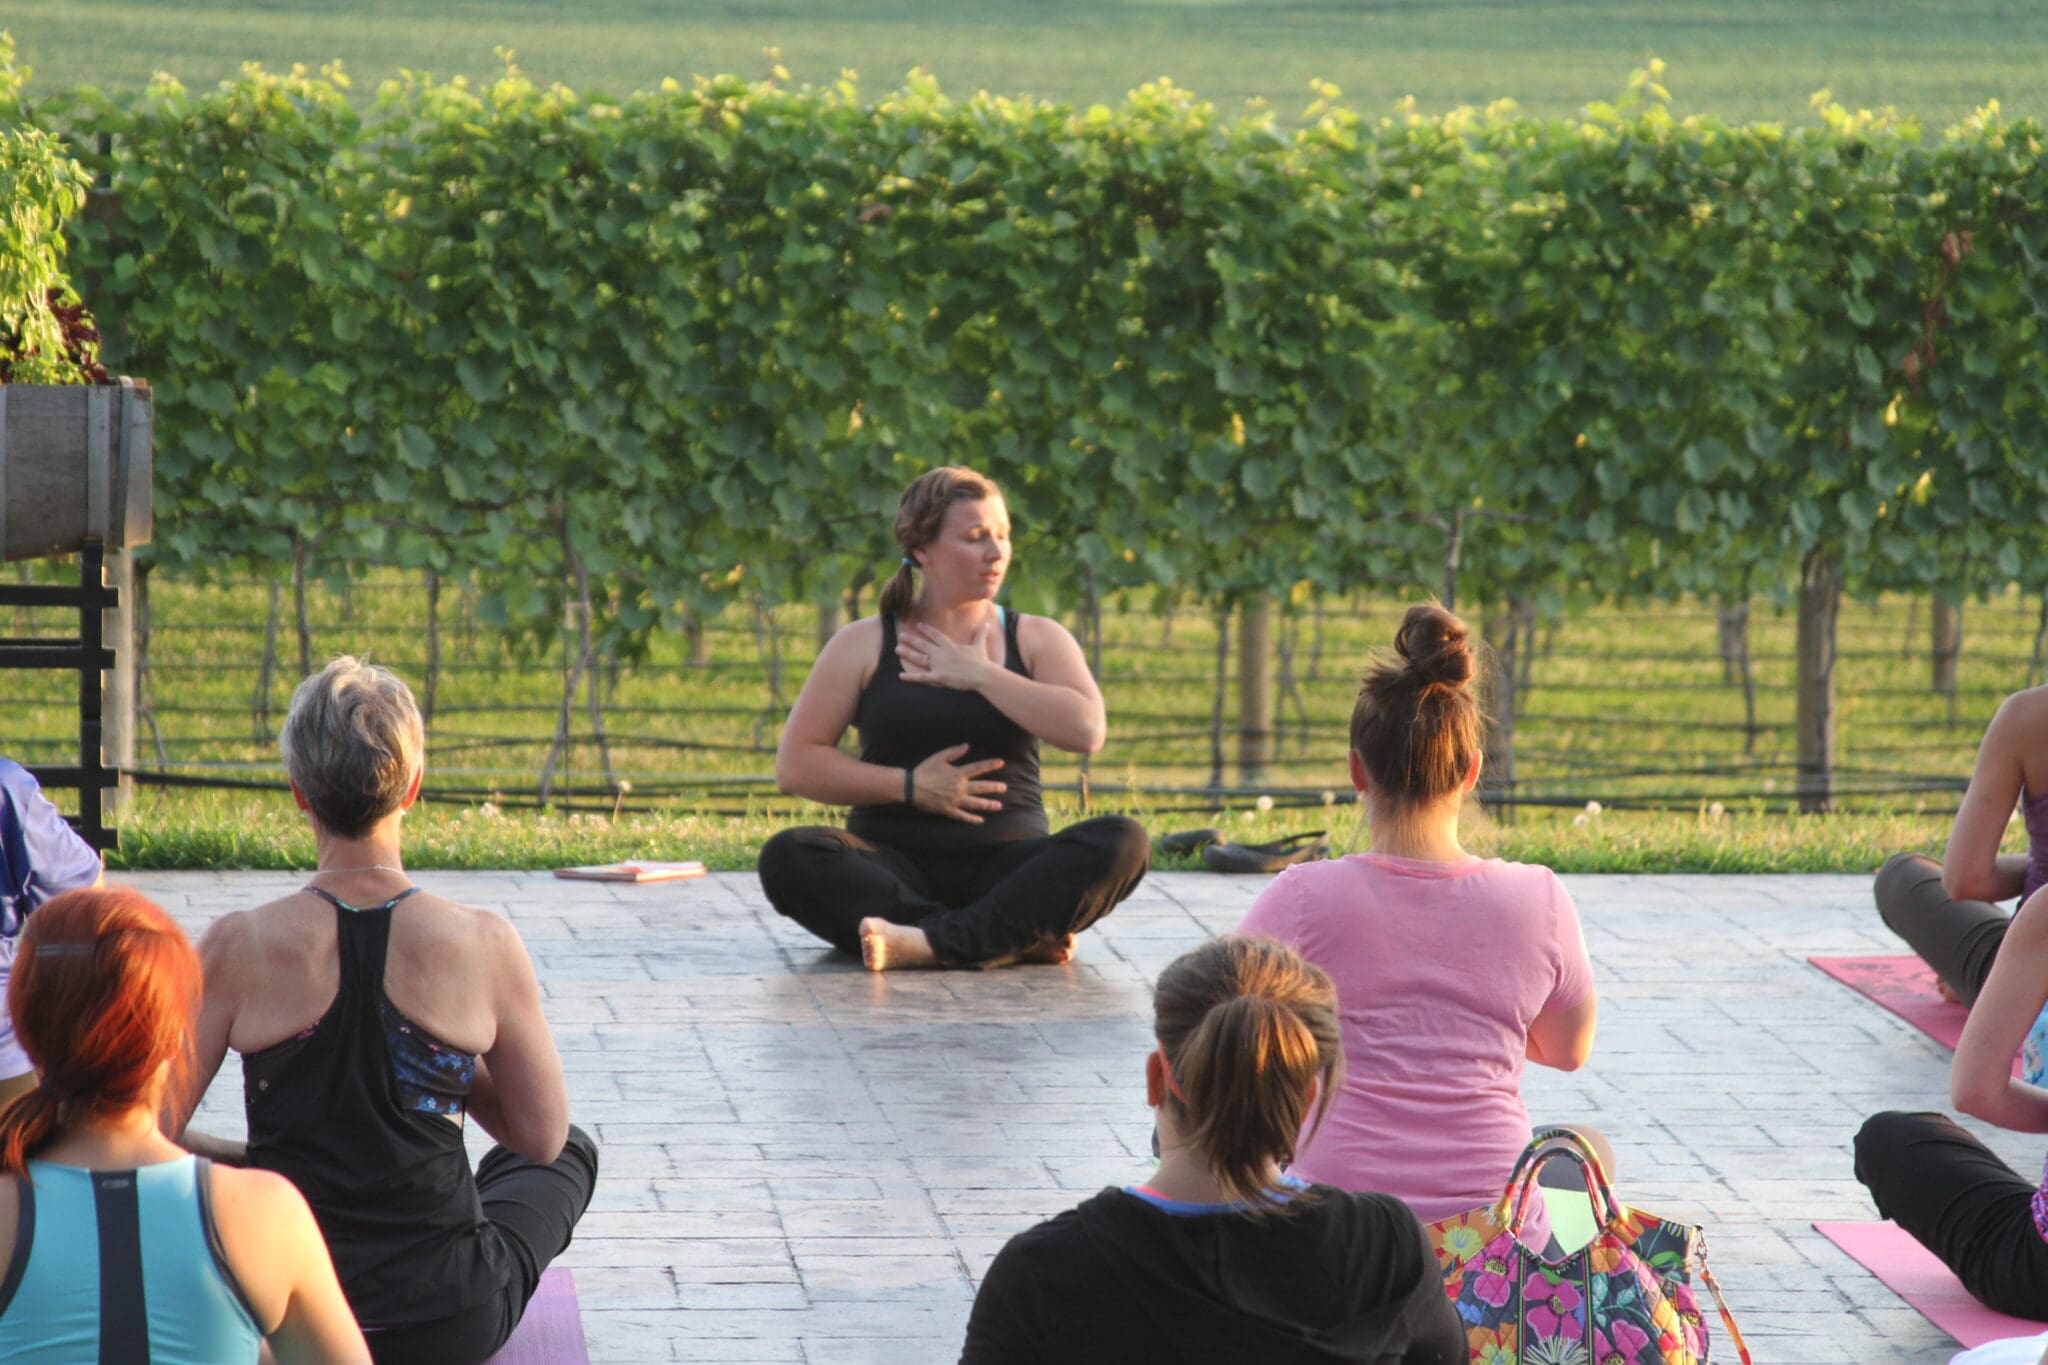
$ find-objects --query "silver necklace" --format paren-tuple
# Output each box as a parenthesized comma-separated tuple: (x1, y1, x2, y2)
(310, 862, 402, 876)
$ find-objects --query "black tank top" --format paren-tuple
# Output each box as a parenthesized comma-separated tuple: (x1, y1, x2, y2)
(243, 889, 509, 1328)
(846, 608, 1047, 850)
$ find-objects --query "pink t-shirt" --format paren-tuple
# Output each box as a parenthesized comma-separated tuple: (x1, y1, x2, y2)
(1234, 851, 1594, 1226)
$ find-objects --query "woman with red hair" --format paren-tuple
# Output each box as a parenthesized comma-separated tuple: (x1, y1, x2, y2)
(0, 887, 366, 1363)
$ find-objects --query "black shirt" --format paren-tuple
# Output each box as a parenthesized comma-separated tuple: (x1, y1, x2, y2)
(847, 608, 1047, 850)
(243, 890, 508, 1328)
(961, 1185, 1465, 1365)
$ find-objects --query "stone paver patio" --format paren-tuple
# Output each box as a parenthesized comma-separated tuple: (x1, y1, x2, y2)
(146, 867, 2019, 1364)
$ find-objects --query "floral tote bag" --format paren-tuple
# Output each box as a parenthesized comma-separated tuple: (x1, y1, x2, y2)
(1426, 1128, 1751, 1365)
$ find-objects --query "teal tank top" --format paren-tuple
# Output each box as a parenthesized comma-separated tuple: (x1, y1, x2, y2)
(0, 1156, 263, 1363)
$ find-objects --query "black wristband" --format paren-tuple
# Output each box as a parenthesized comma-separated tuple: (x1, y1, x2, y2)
(903, 767, 915, 807)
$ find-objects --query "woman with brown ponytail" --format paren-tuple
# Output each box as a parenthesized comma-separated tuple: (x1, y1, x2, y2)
(1235, 604, 1604, 1251)
(0, 887, 367, 1363)
(960, 935, 1464, 1364)
(760, 466, 1149, 970)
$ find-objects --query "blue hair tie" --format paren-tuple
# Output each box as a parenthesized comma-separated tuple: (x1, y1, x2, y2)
(901, 557, 914, 568)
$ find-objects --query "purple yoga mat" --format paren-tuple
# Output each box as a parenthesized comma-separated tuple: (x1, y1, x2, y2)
(1808, 955, 2021, 1075)
(484, 1268, 589, 1365)
(1815, 1221, 2042, 1348)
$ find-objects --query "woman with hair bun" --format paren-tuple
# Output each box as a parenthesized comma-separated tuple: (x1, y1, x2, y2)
(1235, 604, 1604, 1249)
(760, 465, 1149, 970)
(960, 935, 1464, 1364)
(0, 887, 367, 1363)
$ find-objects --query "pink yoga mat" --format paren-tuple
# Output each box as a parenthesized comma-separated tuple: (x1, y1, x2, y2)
(484, 1268, 589, 1365)
(1809, 955, 2021, 1075)
(1815, 1221, 2042, 1348)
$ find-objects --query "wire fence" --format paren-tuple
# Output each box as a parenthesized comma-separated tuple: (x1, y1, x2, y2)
(0, 569, 2037, 819)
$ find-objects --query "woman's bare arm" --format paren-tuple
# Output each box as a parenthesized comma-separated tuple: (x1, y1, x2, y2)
(167, 910, 249, 1142)
(1944, 692, 2039, 903)
(774, 620, 908, 807)
(1526, 993, 1597, 1072)
(212, 1166, 370, 1364)
(1953, 887, 2048, 1131)
(473, 913, 570, 1164)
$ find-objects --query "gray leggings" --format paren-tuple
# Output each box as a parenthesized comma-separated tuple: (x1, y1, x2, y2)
(1874, 852, 2011, 1005)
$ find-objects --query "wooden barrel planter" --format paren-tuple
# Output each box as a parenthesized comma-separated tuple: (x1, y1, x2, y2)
(0, 378, 153, 849)
(0, 378, 151, 560)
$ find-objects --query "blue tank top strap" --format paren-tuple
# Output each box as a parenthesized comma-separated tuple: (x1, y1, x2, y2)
(0, 1171, 30, 1315)
(1001, 605, 1023, 671)
(192, 1157, 262, 1329)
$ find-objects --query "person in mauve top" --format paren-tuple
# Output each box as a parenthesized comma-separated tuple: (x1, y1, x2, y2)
(1857, 685, 2048, 1322)
(1234, 604, 1605, 1248)
(0, 757, 104, 1111)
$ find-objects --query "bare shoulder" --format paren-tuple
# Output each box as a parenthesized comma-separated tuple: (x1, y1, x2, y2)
(197, 905, 252, 956)
(1015, 612, 1082, 664)
(834, 615, 886, 650)
(195, 906, 261, 987)
(2000, 686, 2048, 728)
(422, 896, 533, 970)
(203, 894, 331, 968)
(829, 615, 885, 668)
(1013, 612, 1074, 646)
(409, 892, 505, 942)
(209, 1162, 312, 1224)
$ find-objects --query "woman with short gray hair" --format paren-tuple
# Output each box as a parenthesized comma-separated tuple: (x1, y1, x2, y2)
(173, 657, 599, 1365)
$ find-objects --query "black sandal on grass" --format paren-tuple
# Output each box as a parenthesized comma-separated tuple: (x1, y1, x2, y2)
(1156, 827, 1224, 855)
(1201, 830, 1330, 874)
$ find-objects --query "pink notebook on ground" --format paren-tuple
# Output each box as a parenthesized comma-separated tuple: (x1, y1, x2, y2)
(552, 860, 705, 883)
(1815, 1220, 2042, 1348)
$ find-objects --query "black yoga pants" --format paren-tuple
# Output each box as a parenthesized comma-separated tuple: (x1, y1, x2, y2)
(757, 815, 1150, 965)
(1875, 851, 2011, 1005)
(363, 1125, 602, 1365)
(1854, 1110, 2048, 1320)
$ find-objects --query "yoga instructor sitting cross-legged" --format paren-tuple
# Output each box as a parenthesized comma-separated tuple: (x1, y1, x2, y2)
(759, 465, 1149, 970)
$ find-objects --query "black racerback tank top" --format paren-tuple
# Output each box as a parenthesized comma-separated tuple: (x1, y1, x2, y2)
(243, 889, 508, 1328)
(846, 608, 1048, 850)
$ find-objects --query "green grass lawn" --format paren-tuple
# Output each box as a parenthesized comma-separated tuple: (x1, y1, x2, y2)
(101, 780, 2001, 876)
(13, 1, 2048, 125)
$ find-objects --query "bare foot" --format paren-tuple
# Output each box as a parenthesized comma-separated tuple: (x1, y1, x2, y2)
(859, 918, 938, 972)
(1936, 976, 1963, 1006)
(1018, 934, 1078, 965)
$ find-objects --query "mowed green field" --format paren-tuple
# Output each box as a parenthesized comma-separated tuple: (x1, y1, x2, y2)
(0, 573, 2034, 872)
(12, 1, 2048, 125)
